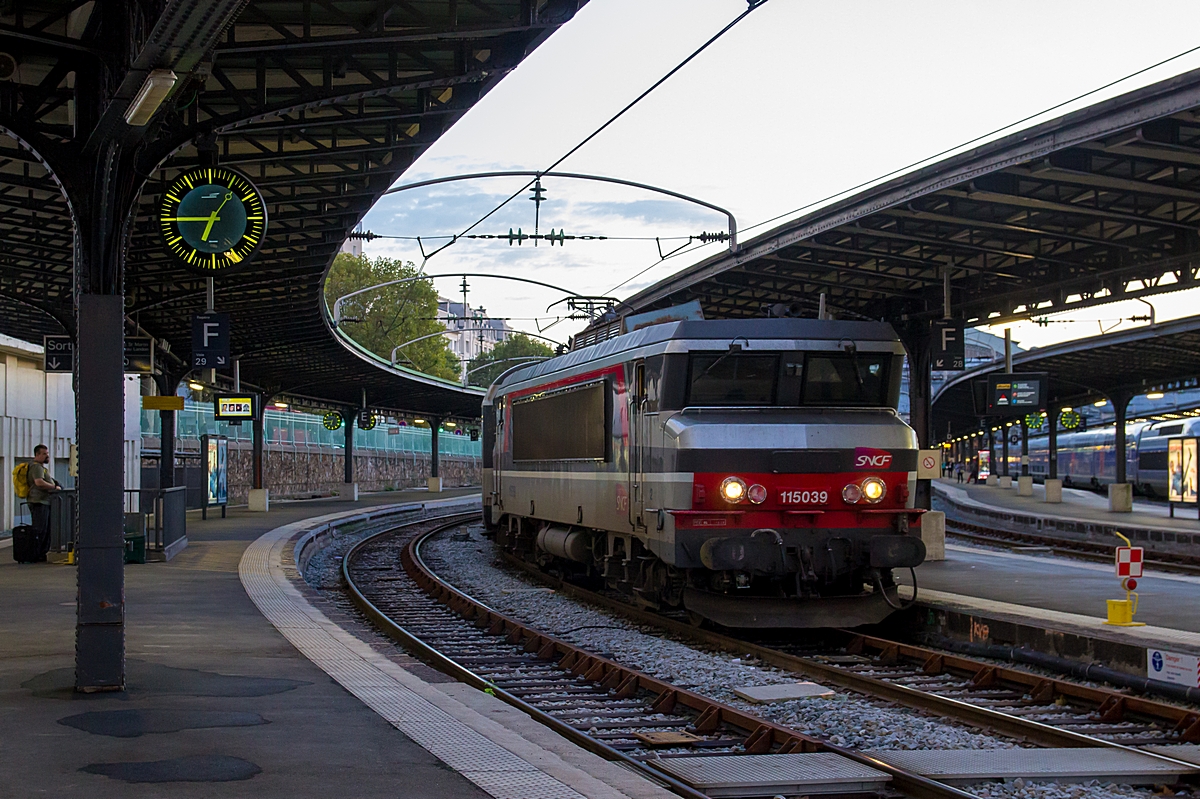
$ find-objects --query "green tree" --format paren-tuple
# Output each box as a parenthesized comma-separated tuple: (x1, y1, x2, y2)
(324, 253, 460, 381)
(467, 333, 555, 387)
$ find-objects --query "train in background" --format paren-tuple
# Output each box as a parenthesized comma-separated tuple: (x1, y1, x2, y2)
(482, 315, 928, 629)
(989, 417, 1199, 496)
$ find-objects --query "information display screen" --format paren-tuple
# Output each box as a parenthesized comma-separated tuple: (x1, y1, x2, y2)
(214, 394, 259, 421)
(984, 373, 1048, 415)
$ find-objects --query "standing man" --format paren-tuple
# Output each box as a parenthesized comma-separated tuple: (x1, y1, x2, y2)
(27, 444, 61, 545)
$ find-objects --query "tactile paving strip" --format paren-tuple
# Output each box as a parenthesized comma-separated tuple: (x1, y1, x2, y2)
(652, 752, 890, 797)
(864, 748, 1195, 785)
(239, 506, 591, 799)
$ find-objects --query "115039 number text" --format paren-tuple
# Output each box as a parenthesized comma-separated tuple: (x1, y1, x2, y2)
(780, 490, 828, 504)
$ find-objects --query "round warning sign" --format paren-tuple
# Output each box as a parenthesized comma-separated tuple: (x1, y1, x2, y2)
(922, 455, 936, 471)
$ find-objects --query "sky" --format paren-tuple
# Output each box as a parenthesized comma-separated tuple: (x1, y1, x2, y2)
(358, 0, 1200, 351)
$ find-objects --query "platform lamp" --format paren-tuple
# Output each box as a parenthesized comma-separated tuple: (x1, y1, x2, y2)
(124, 70, 177, 126)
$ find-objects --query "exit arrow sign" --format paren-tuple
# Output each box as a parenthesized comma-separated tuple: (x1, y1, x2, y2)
(43, 335, 73, 373)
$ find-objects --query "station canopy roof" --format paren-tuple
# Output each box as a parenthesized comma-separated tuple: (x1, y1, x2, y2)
(0, 0, 587, 420)
(932, 314, 1200, 437)
(617, 68, 1200, 335)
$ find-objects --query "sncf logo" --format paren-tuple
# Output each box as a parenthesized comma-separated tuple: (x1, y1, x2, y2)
(854, 447, 893, 469)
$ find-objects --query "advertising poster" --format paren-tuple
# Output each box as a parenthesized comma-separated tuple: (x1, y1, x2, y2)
(203, 435, 228, 507)
(1185, 438, 1198, 504)
(978, 450, 991, 480)
(1169, 438, 1183, 503)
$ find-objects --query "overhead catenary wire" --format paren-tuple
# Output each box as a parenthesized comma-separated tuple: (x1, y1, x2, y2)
(414, 0, 769, 264)
(360, 232, 696, 242)
(376, 1, 768, 324)
(737, 42, 1200, 239)
(604, 42, 1200, 299)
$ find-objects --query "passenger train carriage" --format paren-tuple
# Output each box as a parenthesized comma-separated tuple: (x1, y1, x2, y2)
(482, 317, 927, 628)
(1003, 418, 1199, 497)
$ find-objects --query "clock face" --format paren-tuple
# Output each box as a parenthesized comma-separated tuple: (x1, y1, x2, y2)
(159, 167, 267, 273)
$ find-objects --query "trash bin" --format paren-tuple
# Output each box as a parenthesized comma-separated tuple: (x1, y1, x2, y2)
(124, 531, 146, 564)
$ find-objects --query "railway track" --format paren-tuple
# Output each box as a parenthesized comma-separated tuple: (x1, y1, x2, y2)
(942, 516, 1200, 575)
(489, 542, 1200, 756)
(342, 513, 973, 799)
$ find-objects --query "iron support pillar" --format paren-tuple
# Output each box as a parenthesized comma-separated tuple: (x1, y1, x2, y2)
(154, 374, 181, 490)
(988, 429, 996, 476)
(252, 409, 265, 490)
(1001, 424, 1010, 477)
(75, 295, 126, 691)
(1021, 420, 1029, 476)
(901, 322, 933, 510)
(344, 413, 355, 484)
(430, 420, 441, 479)
(159, 410, 176, 489)
(1111, 391, 1133, 485)
(72, 135, 146, 692)
(1048, 414, 1058, 479)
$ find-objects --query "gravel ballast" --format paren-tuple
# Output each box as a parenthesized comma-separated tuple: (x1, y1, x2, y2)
(358, 522, 1184, 799)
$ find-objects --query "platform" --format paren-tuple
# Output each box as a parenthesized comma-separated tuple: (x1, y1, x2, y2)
(0, 490, 675, 799)
(935, 478, 1200, 545)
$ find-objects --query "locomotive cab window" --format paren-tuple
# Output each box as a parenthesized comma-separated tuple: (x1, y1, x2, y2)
(800, 353, 890, 406)
(686, 353, 778, 406)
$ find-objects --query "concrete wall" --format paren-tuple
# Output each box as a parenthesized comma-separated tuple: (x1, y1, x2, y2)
(144, 435, 481, 505)
(223, 445, 479, 504)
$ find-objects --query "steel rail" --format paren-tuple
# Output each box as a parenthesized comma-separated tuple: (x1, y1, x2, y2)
(344, 517, 975, 799)
(497, 551, 1200, 762)
(944, 516, 1200, 574)
(407, 529, 975, 799)
(342, 515, 710, 799)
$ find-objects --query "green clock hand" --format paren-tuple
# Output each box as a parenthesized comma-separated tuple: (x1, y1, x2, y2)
(164, 216, 221, 222)
(201, 192, 234, 240)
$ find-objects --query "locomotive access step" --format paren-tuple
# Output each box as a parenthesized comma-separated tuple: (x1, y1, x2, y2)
(862, 748, 1197, 785)
(649, 752, 891, 797)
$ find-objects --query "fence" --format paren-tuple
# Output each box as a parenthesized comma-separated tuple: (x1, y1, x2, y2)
(142, 402, 481, 458)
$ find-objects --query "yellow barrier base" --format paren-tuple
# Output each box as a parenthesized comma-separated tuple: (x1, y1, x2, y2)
(1103, 598, 1146, 627)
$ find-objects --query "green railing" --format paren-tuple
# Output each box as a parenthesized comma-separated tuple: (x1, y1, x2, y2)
(141, 402, 481, 458)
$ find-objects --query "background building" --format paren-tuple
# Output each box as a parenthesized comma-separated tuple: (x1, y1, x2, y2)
(437, 298, 511, 370)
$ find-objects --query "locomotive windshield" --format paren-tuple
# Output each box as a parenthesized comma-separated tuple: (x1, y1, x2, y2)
(683, 350, 892, 407)
(800, 354, 890, 406)
(686, 353, 778, 405)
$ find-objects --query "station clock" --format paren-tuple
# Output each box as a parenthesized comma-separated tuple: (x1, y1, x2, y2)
(159, 167, 267, 274)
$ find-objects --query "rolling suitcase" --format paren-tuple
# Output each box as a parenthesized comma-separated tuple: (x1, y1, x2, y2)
(12, 524, 47, 563)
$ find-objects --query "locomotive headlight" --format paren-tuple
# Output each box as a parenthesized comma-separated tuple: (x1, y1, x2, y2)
(720, 476, 747, 503)
(747, 483, 768, 504)
(861, 477, 887, 503)
(842, 483, 863, 504)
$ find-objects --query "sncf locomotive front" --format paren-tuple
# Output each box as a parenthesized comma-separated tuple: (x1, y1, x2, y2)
(482, 317, 926, 628)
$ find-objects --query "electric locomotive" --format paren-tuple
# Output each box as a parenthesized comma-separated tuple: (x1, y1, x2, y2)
(482, 314, 926, 628)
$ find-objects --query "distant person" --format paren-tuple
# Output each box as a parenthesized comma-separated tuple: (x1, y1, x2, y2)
(955, 462, 965, 483)
(969, 466, 978, 484)
(26, 444, 62, 542)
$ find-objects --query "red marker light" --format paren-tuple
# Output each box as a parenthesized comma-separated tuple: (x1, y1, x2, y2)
(1123, 578, 1138, 591)
(747, 483, 768, 504)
